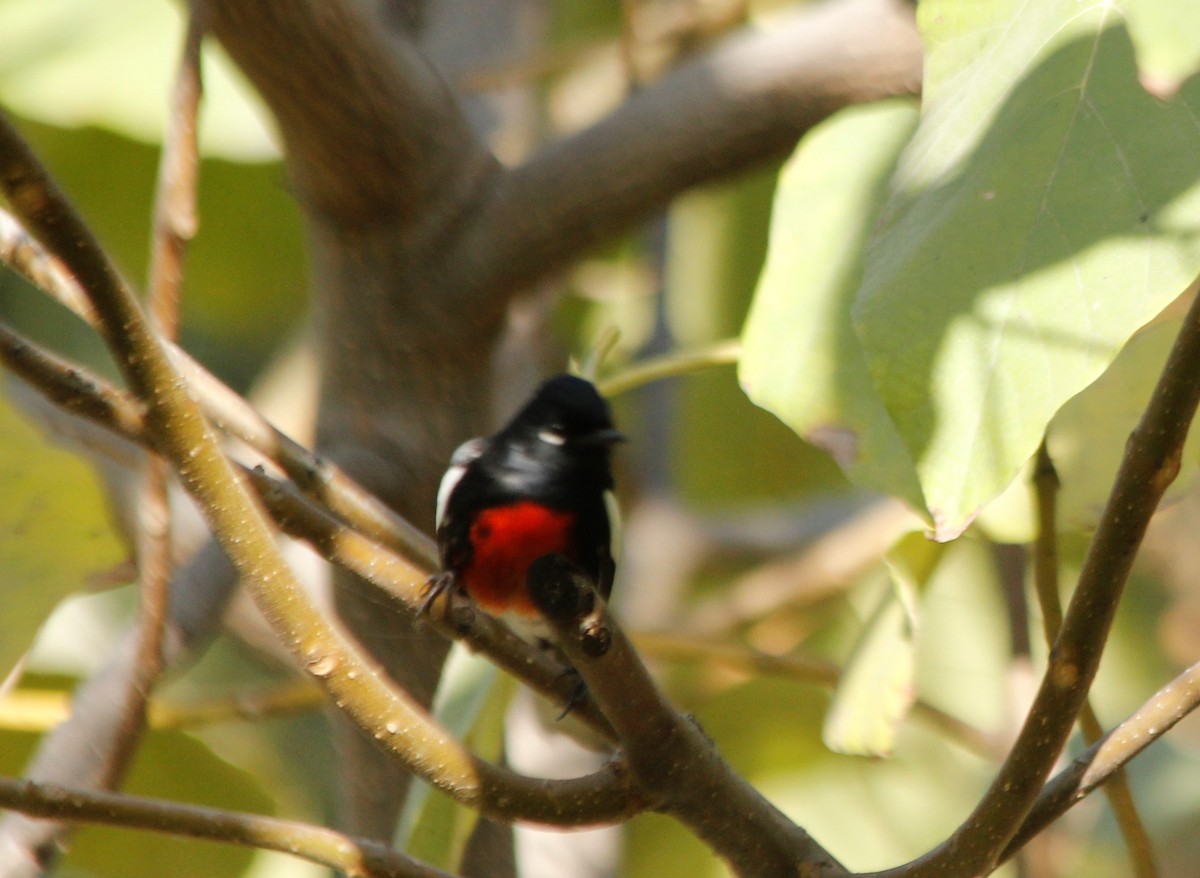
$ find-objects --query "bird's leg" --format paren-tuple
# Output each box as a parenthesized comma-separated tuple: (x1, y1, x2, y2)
(418, 571, 457, 617)
(555, 664, 589, 720)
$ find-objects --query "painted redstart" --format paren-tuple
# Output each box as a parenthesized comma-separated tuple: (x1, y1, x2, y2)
(430, 374, 623, 640)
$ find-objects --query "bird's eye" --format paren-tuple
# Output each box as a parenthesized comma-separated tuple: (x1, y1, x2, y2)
(537, 428, 566, 446)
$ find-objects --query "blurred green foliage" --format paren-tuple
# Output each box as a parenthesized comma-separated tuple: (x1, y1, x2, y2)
(0, 1, 1199, 877)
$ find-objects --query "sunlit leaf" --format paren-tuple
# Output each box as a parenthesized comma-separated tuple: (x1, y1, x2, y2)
(853, 0, 1200, 538)
(739, 101, 921, 512)
(823, 533, 943, 757)
(1049, 313, 1200, 531)
(395, 642, 512, 870)
(979, 303, 1200, 540)
(0, 388, 126, 676)
(1124, 0, 1200, 87)
(0, 0, 277, 159)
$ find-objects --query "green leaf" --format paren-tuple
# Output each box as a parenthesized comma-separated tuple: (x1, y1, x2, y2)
(0, 388, 127, 677)
(70, 730, 275, 878)
(823, 533, 943, 758)
(854, 1, 1200, 538)
(669, 167, 850, 505)
(740, 100, 922, 511)
(1124, 0, 1200, 87)
(395, 642, 512, 870)
(1049, 314, 1200, 530)
(0, 0, 277, 159)
(979, 309, 1200, 541)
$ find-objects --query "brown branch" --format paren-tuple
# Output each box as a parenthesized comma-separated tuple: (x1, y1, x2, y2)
(0, 319, 612, 737)
(528, 556, 846, 878)
(103, 3, 207, 794)
(1002, 656, 1200, 861)
(0, 110, 634, 828)
(0, 205, 438, 570)
(460, 0, 922, 304)
(196, 0, 494, 228)
(0, 541, 240, 878)
(866, 288, 1200, 877)
(0, 775, 452, 878)
(1032, 442, 1157, 876)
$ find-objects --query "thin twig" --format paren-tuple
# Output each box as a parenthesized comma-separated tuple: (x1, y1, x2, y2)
(0, 111, 634, 827)
(634, 632, 999, 759)
(867, 290, 1200, 877)
(96, 9, 208, 802)
(597, 338, 741, 397)
(0, 775, 452, 878)
(1003, 655, 1200, 861)
(1032, 442, 1158, 877)
(0, 319, 614, 737)
(528, 557, 846, 878)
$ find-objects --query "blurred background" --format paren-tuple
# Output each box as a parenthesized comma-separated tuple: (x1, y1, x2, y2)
(1, 1, 1199, 877)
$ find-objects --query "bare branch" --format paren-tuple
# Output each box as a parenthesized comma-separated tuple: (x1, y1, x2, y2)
(0, 109, 634, 828)
(0, 775, 453, 878)
(866, 288, 1200, 876)
(196, 0, 495, 227)
(459, 0, 922, 303)
(528, 556, 846, 878)
(0, 318, 613, 736)
(0, 541, 240, 877)
(1032, 443, 1158, 876)
(1003, 655, 1200, 861)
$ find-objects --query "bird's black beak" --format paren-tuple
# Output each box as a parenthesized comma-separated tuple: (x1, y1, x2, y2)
(577, 428, 626, 448)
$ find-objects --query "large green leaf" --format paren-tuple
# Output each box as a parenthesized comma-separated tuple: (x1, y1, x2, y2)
(395, 642, 511, 870)
(853, 1, 1200, 538)
(0, 0, 276, 159)
(979, 309, 1200, 541)
(823, 533, 943, 758)
(0, 388, 127, 677)
(739, 101, 921, 512)
(1124, 0, 1200, 86)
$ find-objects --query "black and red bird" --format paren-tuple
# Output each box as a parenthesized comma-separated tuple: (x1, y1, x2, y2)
(433, 374, 623, 634)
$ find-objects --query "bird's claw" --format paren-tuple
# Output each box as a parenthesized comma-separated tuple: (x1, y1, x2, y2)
(419, 572, 455, 617)
(555, 666, 589, 720)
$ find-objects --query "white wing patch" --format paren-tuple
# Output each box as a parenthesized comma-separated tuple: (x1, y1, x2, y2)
(435, 437, 486, 530)
(604, 489, 622, 561)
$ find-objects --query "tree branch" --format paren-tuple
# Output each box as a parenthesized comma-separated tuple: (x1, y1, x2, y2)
(459, 0, 922, 303)
(1003, 655, 1200, 861)
(1032, 442, 1157, 876)
(0, 318, 613, 737)
(195, 0, 494, 228)
(528, 556, 846, 878)
(0, 110, 634, 828)
(0, 775, 453, 878)
(867, 287, 1200, 876)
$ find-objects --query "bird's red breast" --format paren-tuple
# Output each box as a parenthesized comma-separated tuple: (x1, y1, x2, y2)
(461, 501, 575, 617)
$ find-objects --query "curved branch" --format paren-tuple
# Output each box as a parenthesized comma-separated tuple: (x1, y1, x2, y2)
(867, 286, 1200, 877)
(459, 0, 922, 301)
(195, 0, 495, 227)
(1003, 656, 1200, 862)
(0, 321, 612, 737)
(0, 776, 452, 878)
(0, 110, 634, 828)
(528, 556, 846, 878)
